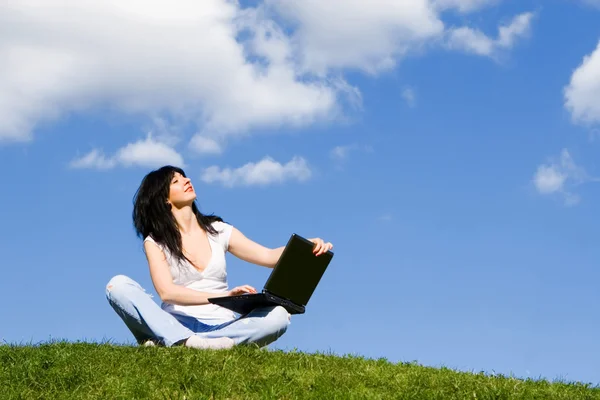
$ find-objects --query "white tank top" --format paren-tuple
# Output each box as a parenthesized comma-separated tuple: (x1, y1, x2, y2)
(144, 221, 236, 324)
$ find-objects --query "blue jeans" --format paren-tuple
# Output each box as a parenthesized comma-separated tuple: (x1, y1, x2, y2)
(106, 275, 290, 347)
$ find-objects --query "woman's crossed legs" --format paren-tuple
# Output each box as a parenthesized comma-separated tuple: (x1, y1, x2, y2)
(105, 274, 290, 349)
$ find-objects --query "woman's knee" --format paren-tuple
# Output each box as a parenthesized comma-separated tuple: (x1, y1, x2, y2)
(260, 306, 291, 334)
(106, 274, 138, 297)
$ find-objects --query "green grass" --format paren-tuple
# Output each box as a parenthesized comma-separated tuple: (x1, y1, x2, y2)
(1, 342, 598, 399)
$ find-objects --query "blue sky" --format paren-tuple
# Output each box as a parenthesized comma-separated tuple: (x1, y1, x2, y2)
(3, 0, 600, 385)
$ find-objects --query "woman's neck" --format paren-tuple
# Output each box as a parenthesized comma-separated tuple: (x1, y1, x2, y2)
(171, 205, 200, 235)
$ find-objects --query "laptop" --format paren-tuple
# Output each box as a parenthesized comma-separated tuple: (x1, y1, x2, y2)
(208, 233, 333, 315)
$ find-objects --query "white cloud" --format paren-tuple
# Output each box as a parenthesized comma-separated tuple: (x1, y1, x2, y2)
(265, 0, 445, 75)
(533, 149, 593, 206)
(266, 1, 532, 74)
(201, 156, 311, 187)
(434, 0, 499, 13)
(144, 117, 182, 148)
(189, 136, 223, 155)
(446, 12, 534, 58)
(497, 13, 534, 48)
(1, 0, 536, 147)
(0, 0, 338, 143)
(447, 27, 495, 56)
(330, 145, 354, 161)
(402, 87, 416, 107)
(70, 136, 184, 170)
(379, 213, 393, 222)
(579, 0, 600, 8)
(564, 40, 600, 125)
(70, 150, 117, 170)
(533, 165, 567, 195)
(117, 137, 184, 167)
(329, 144, 373, 164)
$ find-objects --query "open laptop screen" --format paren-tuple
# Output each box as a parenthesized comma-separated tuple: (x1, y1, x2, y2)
(263, 234, 333, 306)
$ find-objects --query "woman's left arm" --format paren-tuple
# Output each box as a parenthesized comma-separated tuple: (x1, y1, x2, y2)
(228, 227, 333, 268)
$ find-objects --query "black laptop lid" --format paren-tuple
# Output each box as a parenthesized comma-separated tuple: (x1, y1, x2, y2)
(263, 234, 333, 306)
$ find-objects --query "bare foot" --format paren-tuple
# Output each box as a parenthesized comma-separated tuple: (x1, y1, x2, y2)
(184, 335, 234, 350)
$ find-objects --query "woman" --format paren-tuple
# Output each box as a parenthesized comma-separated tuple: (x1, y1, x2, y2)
(106, 165, 333, 349)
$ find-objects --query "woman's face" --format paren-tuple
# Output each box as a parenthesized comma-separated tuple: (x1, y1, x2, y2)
(168, 172, 196, 208)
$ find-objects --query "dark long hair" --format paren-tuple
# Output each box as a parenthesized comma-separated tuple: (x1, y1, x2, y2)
(132, 165, 222, 265)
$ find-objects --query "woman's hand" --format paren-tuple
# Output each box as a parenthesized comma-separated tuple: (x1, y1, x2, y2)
(228, 285, 257, 296)
(308, 238, 333, 256)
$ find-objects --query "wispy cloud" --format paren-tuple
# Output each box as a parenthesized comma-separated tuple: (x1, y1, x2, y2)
(446, 12, 534, 59)
(330, 145, 355, 161)
(189, 136, 223, 155)
(144, 117, 182, 148)
(532, 149, 596, 206)
(579, 0, 600, 8)
(378, 213, 393, 222)
(329, 144, 373, 168)
(70, 150, 117, 170)
(70, 136, 184, 170)
(201, 156, 311, 187)
(434, 0, 500, 13)
(402, 87, 416, 108)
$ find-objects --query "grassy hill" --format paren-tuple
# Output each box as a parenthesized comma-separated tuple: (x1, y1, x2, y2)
(1, 342, 598, 399)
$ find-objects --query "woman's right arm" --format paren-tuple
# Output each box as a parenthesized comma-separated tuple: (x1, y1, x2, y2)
(144, 240, 255, 305)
